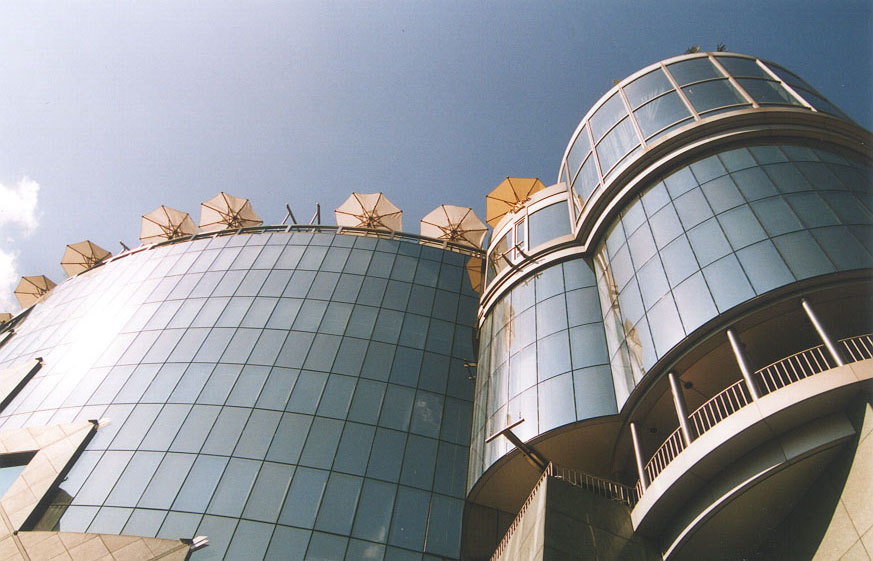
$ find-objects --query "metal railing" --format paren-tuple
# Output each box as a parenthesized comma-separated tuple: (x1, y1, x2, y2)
(144, 223, 485, 257)
(756, 344, 834, 394)
(689, 378, 753, 436)
(551, 464, 638, 506)
(490, 462, 637, 560)
(643, 427, 685, 486)
(636, 332, 873, 499)
(841, 334, 873, 362)
(490, 463, 552, 561)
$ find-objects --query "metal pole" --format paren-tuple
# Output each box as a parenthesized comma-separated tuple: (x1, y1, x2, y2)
(801, 298, 844, 367)
(727, 328, 760, 400)
(629, 421, 648, 490)
(668, 372, 695, 445)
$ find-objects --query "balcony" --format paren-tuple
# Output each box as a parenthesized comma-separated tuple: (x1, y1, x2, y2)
(630, 333, 873, 537)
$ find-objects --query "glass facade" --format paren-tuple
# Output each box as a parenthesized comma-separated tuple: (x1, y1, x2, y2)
(469, 257, 617, 487)
(560, 53, 849, 213)
(470, 53, 872, 499)
(0, 230, 480, 560)
(596, 144, 873, 406)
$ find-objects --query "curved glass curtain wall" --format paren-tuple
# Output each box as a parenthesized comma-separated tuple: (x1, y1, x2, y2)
(0, 231, 479, 560)
(485, 195, 573, 288)
(469, 257, 617, 489)
(596, 143, 873, 407)
(560, 53, 850, 216)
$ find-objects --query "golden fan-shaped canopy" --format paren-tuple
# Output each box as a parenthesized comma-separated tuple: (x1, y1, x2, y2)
(485, 177, 546, 227)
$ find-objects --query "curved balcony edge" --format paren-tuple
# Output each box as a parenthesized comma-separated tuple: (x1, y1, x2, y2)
(630, 356, 873, 535)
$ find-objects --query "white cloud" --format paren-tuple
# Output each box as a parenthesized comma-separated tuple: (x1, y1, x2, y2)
(0, 177, 40, 234)
(0, 177, 42, 312)
(0, 247, 21, 312)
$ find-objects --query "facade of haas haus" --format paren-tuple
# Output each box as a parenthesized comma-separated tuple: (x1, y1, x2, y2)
(0, 52, 871, 560)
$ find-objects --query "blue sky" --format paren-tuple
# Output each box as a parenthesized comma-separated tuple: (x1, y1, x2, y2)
(1, 0, 871, 311)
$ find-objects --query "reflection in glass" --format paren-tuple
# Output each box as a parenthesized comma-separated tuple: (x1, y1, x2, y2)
(682, 80, 747, 114)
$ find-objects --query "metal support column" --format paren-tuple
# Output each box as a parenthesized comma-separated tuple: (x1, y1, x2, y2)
(668, 372, 695, 445)
(727, 328, 760, 400)
(630, 421, 648, 490)
(801, 298, 845, 367)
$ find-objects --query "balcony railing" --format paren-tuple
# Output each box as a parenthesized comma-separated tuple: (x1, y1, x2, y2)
(642, 427, 685, 488)
(841, 333, 873, 362)
(756, 344, 834, 394)
(490, 463, 636, 560)
(551, 464, 638, 507)
(489, 464, 552, 561)
(636, 333, 872, 498)
(689, 378, 753, 436)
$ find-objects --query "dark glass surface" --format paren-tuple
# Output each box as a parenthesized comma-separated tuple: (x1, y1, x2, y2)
(0, 230, 479, 560)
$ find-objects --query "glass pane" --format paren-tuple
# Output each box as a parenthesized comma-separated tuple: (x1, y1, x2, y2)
(566, 126, 591, 178)
(138, 453, 195, 509)
(388, 486, 429, 550)
(299, 417, 343, 469)
(266, 413, 312, 464)
(647, 294, 684, 356)
(539, 372, 576, 431)
(574, 153, 600, 202)
(634, 91, 691, 138)
(353, 479, 395, 543)
(737, 78, 801, 105)
(687, 218, 731, 266)
(574, 365, 618, 418)
(172, 455, 227, 512)
(668, 57, 722, 85)
(528, 202, 571, 248)
(736, 240, 795, 293)
(242, 462, 294, 523)
(314, 473, 363, 535)
(624, 68, 673, 108)
(702, 254, 756, 312)
(366, 428, 406, 482)
(595, 118, 639, 173)
(426, 495, 463, 558)
(682, 80, 747, 114)
(716, 56, 770, 78)
(773, 231, 836, 279)
(589, 93, 628, 141)
(333, 422, 375, 476)
(672, 272, 718, 332)
(278, 467, 328, 529)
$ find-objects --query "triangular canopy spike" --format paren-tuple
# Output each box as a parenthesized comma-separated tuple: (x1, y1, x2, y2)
(485, 177, 546, 227)
(199, 192, 263, 232)
(14, 275, 56, 309)
(335, 192, 402, 231)
(140, 205, 199, 244)
(61, 240, 112, 277)
(420, 205, 488, 248)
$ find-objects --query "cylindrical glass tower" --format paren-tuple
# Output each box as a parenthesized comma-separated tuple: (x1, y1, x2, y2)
(464, 53, 873, 561)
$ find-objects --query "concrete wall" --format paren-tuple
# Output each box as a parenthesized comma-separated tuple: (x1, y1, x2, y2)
(756, 393, 873, 560)
(494, 477, 659, 561)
